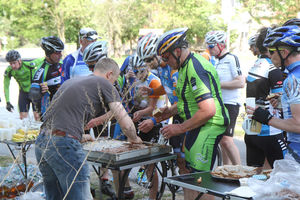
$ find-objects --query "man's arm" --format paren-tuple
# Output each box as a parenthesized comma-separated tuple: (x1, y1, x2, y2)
(85, 111, 113, 130)
(179, 98, 216, 132)
(268, 104, 300, 133)
(61, 55, 74, 83)
(109, 102, 141, 143)
(220, 75, 245, 89)
(3, 68, 11, 103)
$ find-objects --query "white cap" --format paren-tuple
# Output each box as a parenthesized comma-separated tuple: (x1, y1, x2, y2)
(79, 28, 99, 41)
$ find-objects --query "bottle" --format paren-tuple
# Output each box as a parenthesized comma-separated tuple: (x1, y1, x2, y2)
(28, 83, 42, 101)
(41, 82, 50, 115)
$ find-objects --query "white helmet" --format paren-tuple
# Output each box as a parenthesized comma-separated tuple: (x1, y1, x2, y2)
(129, 53, 144, 71)
(205, 31, 227, 44)
(248, 35, 257, 46)
(83, 41, 108, 63)
(137, 33, 158, 60)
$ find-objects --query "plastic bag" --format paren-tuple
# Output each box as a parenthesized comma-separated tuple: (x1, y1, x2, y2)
(248, 157, 300, 200)
(18, 191, 45, 200)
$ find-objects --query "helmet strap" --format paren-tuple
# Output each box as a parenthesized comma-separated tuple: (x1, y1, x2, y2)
(276, 47, 294, 71)
(170, 49, 181, 67)
(216, 43, 225, 58)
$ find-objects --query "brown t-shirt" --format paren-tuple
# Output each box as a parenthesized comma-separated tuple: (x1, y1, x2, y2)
(42, 75, 120, 140)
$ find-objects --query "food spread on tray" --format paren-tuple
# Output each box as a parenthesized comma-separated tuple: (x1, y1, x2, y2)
(211, 165, 258, 179)
(83, 139, 150, 154)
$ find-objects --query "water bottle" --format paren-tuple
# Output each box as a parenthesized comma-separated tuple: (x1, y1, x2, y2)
(28, 83, 42, 101)
(157, 128, 167, 145)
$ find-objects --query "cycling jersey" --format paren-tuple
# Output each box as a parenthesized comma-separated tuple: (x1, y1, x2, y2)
(4, 59, 41, 103)
(61, 48, 92, 83)
(156, 65, 178, 105)
(32, 58, 62, 99)
(176, 53, 228, 171)
(282, 61, 300, 143)
(215, 52, 242, 105)
(246, 56, 283, 136)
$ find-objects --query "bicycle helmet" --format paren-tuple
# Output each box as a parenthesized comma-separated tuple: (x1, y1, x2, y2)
(79, 28, 98, 41)
(83, 41, 108, 63)
(263, 25, 300, 48)
(283, 18, 300, 27)
(137, 32, 158, 60)
(156, 27, 188, 56)
(129, 53, 144, 72)
(41, 36, 64, 55)
(5, 50, 21, 62)
(205, 31, 227, 44)
(248, 35, 257, 46)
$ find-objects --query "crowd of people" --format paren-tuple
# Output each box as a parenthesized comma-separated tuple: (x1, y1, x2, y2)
(2, 18, 300, 199)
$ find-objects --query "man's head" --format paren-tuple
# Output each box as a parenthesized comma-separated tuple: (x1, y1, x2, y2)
(248, 34, 259, 56)
(129, 53, 148, 81)
(6, 50, 22, 70)
(94, 58, 120, 84)
(79, 28, 99, 52)
(41, 36, 64, 64)
(137, 32, 160, 69)
(156, 27, 189, 69)
(263, 25, 300, 68)
(83, 41, 108, 72)
(205, 30, 227, 58)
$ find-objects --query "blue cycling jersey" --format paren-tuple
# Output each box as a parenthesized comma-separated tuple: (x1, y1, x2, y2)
(61, 49, 92, 83)
(282, 61, 300, 143)
(157, 65, 178, 105)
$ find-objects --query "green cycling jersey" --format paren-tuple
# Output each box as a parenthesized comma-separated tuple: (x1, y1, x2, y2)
(3, 58, 43, 103)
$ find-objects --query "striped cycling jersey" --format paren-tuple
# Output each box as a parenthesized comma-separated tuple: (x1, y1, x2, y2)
(246, 55, 283, 136)
(282, 61, 300, 143)
(176, 53, 229, 127)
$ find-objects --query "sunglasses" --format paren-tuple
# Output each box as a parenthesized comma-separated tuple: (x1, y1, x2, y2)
(207, 43, 216, 49)
(268, 48, 285, 55)
(161, 54, 170, 62)
(144, 57, 155, 63)
(88, 64, 95, 69)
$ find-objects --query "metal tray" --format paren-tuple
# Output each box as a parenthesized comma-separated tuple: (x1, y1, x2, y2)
(83, 140, 172, 165)
(210, 173, 240, 183)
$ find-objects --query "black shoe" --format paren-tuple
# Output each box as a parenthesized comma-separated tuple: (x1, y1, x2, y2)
(124, 187, 134, 199)
(101, 180, 116, 197)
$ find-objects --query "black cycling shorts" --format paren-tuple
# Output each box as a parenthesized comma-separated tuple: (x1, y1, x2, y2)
(19, 90, 36, 112)
(224, 104, 239, 137)
(244, 133, 287, 168)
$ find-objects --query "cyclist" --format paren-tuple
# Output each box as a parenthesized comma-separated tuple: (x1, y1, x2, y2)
(136, 32, 188, 177)
(61, 28, 98, 83)
(4, 50, 41, 120)
(248, 25, 300, 163)
(205, 30, 244, 165)
(248, 34, 259, 57)
(157, 27, 229, 200)
(30, 36, 64, 120)
(245, 27, 287, 169)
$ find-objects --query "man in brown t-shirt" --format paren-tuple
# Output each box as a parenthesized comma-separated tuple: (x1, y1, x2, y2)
(35, 58, 142, 200)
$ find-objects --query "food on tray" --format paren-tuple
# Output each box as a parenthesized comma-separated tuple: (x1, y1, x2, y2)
(262, 169, 272, 178)
(153, 108, 163, 118)
(83, 139, 149, 154)
(266, 93, 279, 100)
(211, 165, 258, 179)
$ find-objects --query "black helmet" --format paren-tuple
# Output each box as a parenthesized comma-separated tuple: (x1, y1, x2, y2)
(283, 18, 300, 27)
(5, 50, 21, 62)
(41, 36, 64, 55)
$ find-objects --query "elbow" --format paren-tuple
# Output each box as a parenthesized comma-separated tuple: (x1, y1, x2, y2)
(208, 109, 216, 119)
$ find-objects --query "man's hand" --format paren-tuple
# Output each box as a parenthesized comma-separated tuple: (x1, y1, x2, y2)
(133, 110, 144, 122)
(40, 83, 49, 93)
(85, 117, 104, 130)
(127, 136, 143, 144)
(161, 124, 185, 139)
(252, 107, 273, 125)
(266, 93, 281, 109)
(139, 86, 152, 96)
(6, 102, 14, 112)
(80, 134, 95, 143)
(138, 119, 154, 133)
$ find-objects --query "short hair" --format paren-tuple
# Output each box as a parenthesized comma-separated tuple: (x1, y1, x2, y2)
(94, 58, 120, 75)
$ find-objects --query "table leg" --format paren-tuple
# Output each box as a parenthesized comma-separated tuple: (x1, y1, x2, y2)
(195, 192, 204, 200)
(22, 144, 28, 179)
(6, 144, 26, 178)
(118, 169, 131, 200)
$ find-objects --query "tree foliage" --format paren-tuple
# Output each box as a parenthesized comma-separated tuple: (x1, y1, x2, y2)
(240, 0, 300, 25)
